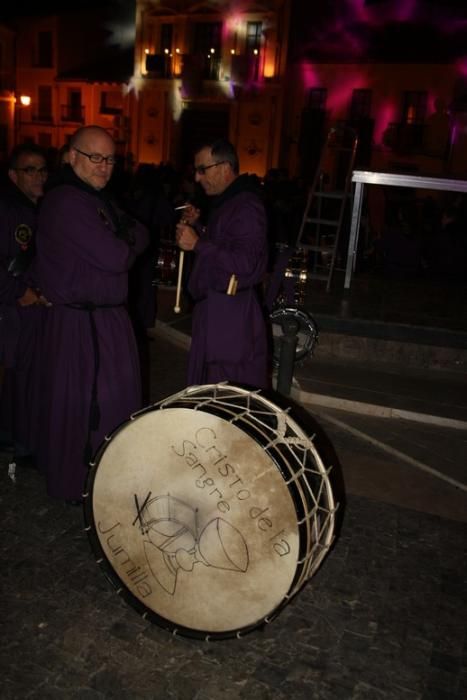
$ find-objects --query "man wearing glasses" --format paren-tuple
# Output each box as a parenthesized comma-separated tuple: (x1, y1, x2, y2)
(0, 144, 48, 466)
(35, 125, 148, 504)
(176, 139, 268, 388)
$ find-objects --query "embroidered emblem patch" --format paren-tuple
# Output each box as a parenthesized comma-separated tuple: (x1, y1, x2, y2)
(14, 224, 33, 248)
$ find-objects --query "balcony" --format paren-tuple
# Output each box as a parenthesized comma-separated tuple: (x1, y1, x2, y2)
(230, 54, 260, 83)
(145, 53, 172, 79)
(383, 122, 425, 155)
(60, 104, 85, 123)
(32, 112, 54, 124)
(201, 55, 221, 81)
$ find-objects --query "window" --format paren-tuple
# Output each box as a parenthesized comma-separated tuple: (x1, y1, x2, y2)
(0, 124, 7, 155)
(37, 86, 52, 121)
(350, 89, 372, 120)
(299, 89, 327, 179)
(193, 22, 221, 79)
(100, 91, 122, 115)
(64, 89, 83, 122)
(194, 22, 221, 55)
(307, 88, 327, 111)
(246, 22, 262, 52)
(402, 91, 427, 124)
(384, 91, 428, 153)
(245, 22, 262, 80)
(37, 31, 53, 68)
(161, 24, 172, 53)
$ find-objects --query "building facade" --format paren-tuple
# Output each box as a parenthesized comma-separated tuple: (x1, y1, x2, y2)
(285, 60, 467, 181)
(0, 22, 16, 161)
(2, 1, 466, 182)
(12, 9, 133, 158)
(131, 0, 291, 176)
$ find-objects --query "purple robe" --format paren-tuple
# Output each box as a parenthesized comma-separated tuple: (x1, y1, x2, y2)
(187, 182, 268, 388)
(0, 187, 43, 453)
(36, 184, 148, 500)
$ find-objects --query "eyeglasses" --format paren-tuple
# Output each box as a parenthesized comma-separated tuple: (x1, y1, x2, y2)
(15, 166, 48, 176)
(73, 147, 117, 165)
(193, 161, 226, 175)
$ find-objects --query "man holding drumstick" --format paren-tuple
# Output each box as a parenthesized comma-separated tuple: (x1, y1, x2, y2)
(176, 139, 268, 388)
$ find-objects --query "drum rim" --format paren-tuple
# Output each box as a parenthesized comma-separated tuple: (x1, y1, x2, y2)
(270, 306, 319, 365)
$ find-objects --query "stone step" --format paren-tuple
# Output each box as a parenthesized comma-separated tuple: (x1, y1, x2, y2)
(311, 313, 467, 373)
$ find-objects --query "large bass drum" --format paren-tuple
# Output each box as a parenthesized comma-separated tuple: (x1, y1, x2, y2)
(84, 384, 336, 640)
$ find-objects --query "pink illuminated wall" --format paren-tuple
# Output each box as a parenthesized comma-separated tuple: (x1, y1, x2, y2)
(287, 0, 467, 174)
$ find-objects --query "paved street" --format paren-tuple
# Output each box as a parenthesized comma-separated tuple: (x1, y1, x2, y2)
(1, 336, 466, 699)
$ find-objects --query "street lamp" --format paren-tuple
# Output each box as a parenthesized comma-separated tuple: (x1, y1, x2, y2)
(15, 94, 31, 144)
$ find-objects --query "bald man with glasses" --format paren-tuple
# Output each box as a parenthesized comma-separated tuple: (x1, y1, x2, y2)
(0, 143, 48, 466)
(176, 138, 269, 389)
(35, 125, 148, 504)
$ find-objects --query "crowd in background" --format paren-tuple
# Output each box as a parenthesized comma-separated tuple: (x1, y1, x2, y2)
(1, 143, 467, 305)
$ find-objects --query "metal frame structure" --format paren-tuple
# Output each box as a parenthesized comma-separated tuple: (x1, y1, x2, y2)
(344, 170, 467, 289)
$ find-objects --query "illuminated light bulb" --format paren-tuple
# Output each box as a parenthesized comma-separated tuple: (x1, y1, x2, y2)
(20, 95, 31, 106)
(175, 48, 180, 54)
(164, 48, 169, 55)
(144, 48, 150, 54)
(253, 49, 259, 55)
(210, 48, 215, 54)
(231, 49, 235, 55)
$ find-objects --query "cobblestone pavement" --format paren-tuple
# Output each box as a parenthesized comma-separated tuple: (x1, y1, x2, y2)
(1, 337, 466, 700)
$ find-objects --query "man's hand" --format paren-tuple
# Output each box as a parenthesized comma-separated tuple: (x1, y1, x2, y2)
(17, 287, 50, 307)
(17, 287, 40, 307)
(181, 204, 200, 226)
(176, 222, 199, 252)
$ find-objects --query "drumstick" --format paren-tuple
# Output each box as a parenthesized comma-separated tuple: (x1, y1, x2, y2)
(174, 249, 185, 314)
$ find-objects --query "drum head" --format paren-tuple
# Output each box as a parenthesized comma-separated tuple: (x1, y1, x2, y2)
(270, 307, 318, 366)
(85, 385, 335, 640)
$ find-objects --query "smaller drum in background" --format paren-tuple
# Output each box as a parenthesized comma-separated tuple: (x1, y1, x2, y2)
(153, 240, 178, 287)
(283, 247, 309, 307)
(84, 384, 337, 640)
(270, 306, 319, 367)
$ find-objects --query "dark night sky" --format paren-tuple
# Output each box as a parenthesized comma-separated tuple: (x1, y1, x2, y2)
(1, 0, 466, 62)
(0, 0, 133, 21)
(290, 0, 467, 62)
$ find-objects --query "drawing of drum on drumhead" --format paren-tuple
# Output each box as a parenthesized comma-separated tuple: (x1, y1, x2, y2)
(84, 384, 338, 640)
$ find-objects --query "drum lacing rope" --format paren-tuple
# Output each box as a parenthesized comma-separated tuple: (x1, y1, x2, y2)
(65, 300, 124, 465)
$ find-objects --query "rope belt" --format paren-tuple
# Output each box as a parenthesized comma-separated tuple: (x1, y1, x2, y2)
(65, 301, 125, 464)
